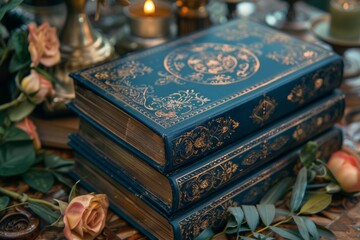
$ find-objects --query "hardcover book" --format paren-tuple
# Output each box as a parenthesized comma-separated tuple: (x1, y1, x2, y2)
(69, 90, 345, 213)
(70, 19, 343, 172)
(72, 127, 343, 240)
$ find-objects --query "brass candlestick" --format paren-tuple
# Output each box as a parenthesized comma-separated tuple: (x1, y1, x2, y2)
(48, 0, 115, 114)
(176, 0, 211, 36)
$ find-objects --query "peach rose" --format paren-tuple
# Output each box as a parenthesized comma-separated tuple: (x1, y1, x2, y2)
(16, 118, 41, 150)
(327, 151, 360, 193)
(63, 194, 109, 240)
(28, 22, 61, 67)
(21, 70, 55, 103)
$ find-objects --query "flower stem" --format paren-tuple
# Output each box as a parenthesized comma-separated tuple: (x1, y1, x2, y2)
(0, 93, 25, 111)
(0, 187, 60, 211)
(246, 216, 293, 237)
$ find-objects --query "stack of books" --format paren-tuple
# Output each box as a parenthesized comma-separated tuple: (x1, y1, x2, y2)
(68, 19, 345, 239)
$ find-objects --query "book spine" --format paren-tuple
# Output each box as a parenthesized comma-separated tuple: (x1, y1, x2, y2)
(166, 59, 343, 171)
(173, 127, 343, 240)
(171, 91, 345, 211)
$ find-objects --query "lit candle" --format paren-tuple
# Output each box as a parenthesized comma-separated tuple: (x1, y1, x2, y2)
(124, 0, 172, 38)
(329, 0, 360, 41)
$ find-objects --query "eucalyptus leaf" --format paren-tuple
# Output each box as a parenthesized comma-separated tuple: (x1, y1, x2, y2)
(260, 177, 292, 204)
(299, 193, 332, 214)
(304, 218, 320, 240)
(225, 226, 250, 234)
(28, 202, 60, 225)
(0, 196, 10, 210)
(225, 217, 237, 229)
(300, 141, 318, 168)
(269, 226, 302, 240)
(317, 226, 336, 238)
(0, 139, 35, 176)
(293, 216, 310, 240)
(239, 237, 256, 240)
(252, 232, 276, 240)
(275, 208, 290, 216)
(290, 167, 307, 213)
(0, 0, 24, 21)
(256, 204, 275, 226)
(242, 205, 259, 232)
(8, 100, 36, 122)
(23, 170, 54, 193)
(194, 227, 215, 240)
(228, 207, 244, 230)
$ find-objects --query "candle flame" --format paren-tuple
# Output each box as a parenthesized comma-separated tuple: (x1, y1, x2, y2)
(144, 0, 155, 15)
(343, 2, 350, 9)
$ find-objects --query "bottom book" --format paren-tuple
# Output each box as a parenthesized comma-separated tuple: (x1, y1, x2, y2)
(72, 128, 342, 240)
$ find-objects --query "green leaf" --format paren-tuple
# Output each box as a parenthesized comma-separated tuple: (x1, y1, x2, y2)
(239, 237, 256, 240)
(269, 226, 302, 240)
(7, 100, 36, 122)
(53, 172, 73, 188)
(256, 204, 275, 226)
(300, 141, 318, 168)
(0, 24, 9, 39)
(228, 207, 244, 229)
(2, 127, 31, 142)
(317, 226, 336, 238)
(44, 154, 74, 173)
(28, 202, 60, 225)
(0, 138, 35, 176)
(260, 177, 292, 204)
(0, 0, 24, 21)
(68, 180, 80, 202)
(293, 216, 310, 240)
(299, 193, 332, 214)
(23, 170, 54, 193)
(8, 31, 30, 73)
(0, 196, 10, 210)
(242, 205, 259, 232)
(195, 227, 215, 240)
(304, 218, 320, 240)
(290, 167, 307, 212)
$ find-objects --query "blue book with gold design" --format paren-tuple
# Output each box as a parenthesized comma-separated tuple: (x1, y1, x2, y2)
(69, 90, 345, 214)
(70, 19, 343, 172)
(71, 127, 343, 240)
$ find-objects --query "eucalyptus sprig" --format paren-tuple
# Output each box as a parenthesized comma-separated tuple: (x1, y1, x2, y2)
(196, 142, 338, 240)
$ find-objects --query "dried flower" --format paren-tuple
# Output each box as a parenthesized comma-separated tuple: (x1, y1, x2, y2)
(16, 117, 41, 150)
(28, 22, 61, 67)
(63, 194, 109, 240)
(327, 151, 360, 193)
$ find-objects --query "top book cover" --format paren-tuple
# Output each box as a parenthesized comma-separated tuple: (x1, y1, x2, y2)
(70, 19, 343, 172)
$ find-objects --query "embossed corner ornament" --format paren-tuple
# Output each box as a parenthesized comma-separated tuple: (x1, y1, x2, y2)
(250, 95, 277, 125)
(172, 117, 240, 164)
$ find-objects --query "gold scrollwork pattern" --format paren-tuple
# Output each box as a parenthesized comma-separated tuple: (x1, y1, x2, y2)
(242, 136, 289, 165)
(172, 117, 240, 164)
(179, 200, 238, 240)
(288, 62, 342, 105)
(250, 95, 277, 125)
(267, 45, 318, 65)
(179, 162, 239, 205)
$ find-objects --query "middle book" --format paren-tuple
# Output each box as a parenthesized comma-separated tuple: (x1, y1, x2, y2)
(69, 90, 345, 214)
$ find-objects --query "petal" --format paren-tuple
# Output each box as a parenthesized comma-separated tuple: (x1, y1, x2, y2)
(64, 202, 86, 229)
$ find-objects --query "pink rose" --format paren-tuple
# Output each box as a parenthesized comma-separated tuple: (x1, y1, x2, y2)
(21, 70, 55, 103)
(16, 118, 41, 150)
(28, 22, 61, 67)
(63, 194, 109, 240)
(327, 151, 360, 193)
